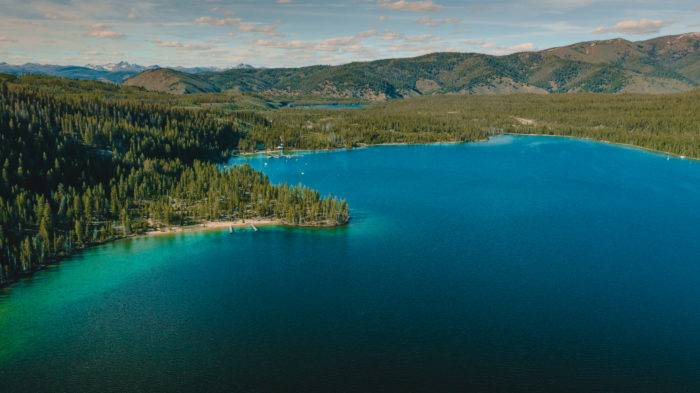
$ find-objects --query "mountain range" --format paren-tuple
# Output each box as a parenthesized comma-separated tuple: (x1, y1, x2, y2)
(0, 61, 255, 84)
(2, 33, 699, 97)
(124, 32, 700, 98)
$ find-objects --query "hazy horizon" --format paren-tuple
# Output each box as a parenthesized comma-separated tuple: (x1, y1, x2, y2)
(0, 0, 699, 68)
(3, 30, 700, 70)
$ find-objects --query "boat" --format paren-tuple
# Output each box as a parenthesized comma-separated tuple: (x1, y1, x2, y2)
(229, 226, 234, 234)
(250, 224, 258, 232)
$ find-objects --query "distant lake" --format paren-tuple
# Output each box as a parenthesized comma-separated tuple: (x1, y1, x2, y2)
(283, 102, 365, 109)
(2, 136, 700, 392)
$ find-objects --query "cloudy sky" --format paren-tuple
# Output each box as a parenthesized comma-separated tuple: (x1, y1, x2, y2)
(0, 0, 698, 67)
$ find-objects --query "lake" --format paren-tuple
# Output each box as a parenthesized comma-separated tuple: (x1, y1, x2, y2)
(283, 102, 365, 109)
(2, 135, 700, 392)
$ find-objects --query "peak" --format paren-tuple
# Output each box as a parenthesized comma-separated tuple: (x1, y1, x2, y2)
(145, 68, 179, 73)
(639, 32, 700, 44)
(85, 61, 146, 73)
(124, 67, 219, 94)
(591, 38, 633, 45)
(678, 32, 700, 39)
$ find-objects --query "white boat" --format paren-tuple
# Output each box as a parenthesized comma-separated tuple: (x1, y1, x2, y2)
(229, 226, 234, 234)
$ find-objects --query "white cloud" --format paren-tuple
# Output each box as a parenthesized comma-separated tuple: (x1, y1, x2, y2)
(208, 6, 234, 16)
(32, 2, 79, 20)
(416, 17, 460, 27)
(508, 42, 534, 52)
(378, 0, 442, 12)
(527, 0, 596, 11)
(30, 1, 118, 22)
(356, 29, 378, 38)
(255, 36, 366, 53)
(195, 15, 279, 36)
(317, 37, 364, 52)
(463, 39, 535, 55)
(194, 16, 242, 26)
(381, 30, 404, 40)
(593, 19, 671, 35)
(87, 24, 124, 39)
(404, 34, 440, 43)
(153, 39, 211, 51)
(87, 30, 124, 39)
(238, 22, 280, 36)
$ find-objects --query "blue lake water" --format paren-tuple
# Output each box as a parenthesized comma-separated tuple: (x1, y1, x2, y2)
(2, 135, 700, 392)
(284, 102, 365, 109)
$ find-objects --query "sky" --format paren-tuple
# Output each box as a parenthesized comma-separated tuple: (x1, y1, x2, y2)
(0, 0, 698, 68)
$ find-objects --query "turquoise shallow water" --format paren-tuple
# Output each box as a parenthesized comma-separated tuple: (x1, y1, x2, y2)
(2, 135, 700, 392)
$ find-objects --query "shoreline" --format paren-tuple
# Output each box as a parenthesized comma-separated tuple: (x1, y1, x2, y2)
(0, 218, 346, 290)
(234, 133, 698, 162)
(144, 219, 282, 237)
(234, 139, 466, 158)
(144, 217, 347, 237)
(504, 133, 698, 162)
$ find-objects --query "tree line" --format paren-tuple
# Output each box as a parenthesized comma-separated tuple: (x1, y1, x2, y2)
(239, 89, 700, 158)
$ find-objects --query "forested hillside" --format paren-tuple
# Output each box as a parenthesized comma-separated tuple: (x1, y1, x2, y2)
(238, 88, 700, 158)
(127, 33, 700, 98)
(123, 68, 220, 94)
(0, 76, 349, 287)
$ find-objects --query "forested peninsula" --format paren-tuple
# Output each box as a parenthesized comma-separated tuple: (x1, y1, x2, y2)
(2, 73, 700, 287)
(0, 76, 349, 287)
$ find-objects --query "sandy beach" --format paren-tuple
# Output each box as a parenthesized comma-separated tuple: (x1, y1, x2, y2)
(145, 219, 282, 237)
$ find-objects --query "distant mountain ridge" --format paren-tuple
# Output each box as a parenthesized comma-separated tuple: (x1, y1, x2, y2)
(0, 62, 255, 84)
(3, 33, 699, 96)
(85, 61, 150, 73)
(122, 32, 700, 97)
(0, 63, 137, 84)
